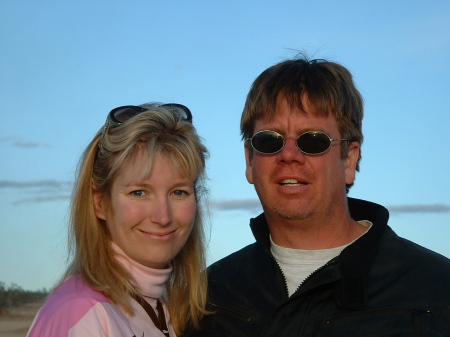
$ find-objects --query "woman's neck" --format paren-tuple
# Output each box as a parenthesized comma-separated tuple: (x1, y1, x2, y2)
(111, 241, 172, 299)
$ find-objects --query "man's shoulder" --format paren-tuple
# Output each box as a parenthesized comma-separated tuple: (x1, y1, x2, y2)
(376, 230, 450, 288)
(207, 241, 281, 285)
(391, 233, 450, 269)
(208, 242, 263, 272)
(204, 241, 287, 320)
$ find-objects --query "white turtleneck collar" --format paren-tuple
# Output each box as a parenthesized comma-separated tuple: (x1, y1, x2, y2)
(111, 241, 172, 300)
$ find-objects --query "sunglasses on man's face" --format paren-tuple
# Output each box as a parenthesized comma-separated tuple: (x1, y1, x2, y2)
(98, 103, 192, 149)
(246, 130, 352, 155)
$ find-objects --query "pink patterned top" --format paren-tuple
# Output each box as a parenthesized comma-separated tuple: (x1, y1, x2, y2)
(27, 243, 176, 337)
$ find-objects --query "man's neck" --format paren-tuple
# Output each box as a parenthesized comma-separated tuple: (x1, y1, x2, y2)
(267, 212, 368, 250)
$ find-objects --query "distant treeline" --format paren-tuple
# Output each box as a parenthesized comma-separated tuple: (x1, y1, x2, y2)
(0, 281, 48, 315)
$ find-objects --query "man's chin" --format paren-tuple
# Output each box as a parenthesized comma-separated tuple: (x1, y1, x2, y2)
(275, 209, 312, 221)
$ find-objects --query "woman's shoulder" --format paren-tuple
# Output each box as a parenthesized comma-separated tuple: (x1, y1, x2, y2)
(38, 275, 111, 316)
(27, 275, 127, 337)
(51, 275, 110, 304)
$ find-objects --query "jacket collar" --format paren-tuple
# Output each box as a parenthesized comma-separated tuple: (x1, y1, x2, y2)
(249, 197, 390, 310)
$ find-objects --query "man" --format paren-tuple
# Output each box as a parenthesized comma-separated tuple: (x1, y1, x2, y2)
(185, 57, 450, 336)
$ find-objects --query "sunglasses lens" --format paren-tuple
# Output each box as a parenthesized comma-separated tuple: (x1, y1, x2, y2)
(252, 131, 284, 154)
(162, 103, 193, 122)
(112, 106, 148, 124)
(298, 132, 330, 154)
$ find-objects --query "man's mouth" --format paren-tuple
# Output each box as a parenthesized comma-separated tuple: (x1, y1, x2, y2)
(280, 179, 305, 186)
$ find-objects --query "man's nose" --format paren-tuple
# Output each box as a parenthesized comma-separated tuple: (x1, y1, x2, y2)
(276, 137, 306, 163)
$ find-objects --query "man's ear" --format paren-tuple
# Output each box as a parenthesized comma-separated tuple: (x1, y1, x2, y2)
(92, 183, 106, 220)
(244, 143, 254, 184)
(345, 142, 360, 185)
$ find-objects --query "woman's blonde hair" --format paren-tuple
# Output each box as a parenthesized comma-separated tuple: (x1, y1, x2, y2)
(64, 103, 209, 334)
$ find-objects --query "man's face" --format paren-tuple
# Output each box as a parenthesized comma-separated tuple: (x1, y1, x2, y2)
(245, 96, 359, 225)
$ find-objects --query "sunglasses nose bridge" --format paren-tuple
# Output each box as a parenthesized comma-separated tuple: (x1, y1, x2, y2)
(280, 135, 304, 154)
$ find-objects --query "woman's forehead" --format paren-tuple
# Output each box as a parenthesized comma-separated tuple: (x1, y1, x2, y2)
(118, 148, 192, 182)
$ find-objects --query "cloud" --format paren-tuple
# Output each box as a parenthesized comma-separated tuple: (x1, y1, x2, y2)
(0, 180, 71, 189)
(387, 204, 450, 213)
(0, 180, 72, 205)
(13, 140, 51, 148)
(210, 199, 450, 214)
(0, 136, 50, 148)
(12, 195, 71, 205)
(0, 136, 16, 143)
(210, 199, 262, 211)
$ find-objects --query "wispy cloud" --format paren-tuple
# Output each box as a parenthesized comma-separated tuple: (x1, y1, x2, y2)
(210, 199, 450, 214)
(0, 136, 51, 148)
(387, 204, 450, 213)
(0, 180, 72, 205)
(210, 199, 262, 211)
(0, 180, 71, 189)
(12, 195, 71, 205)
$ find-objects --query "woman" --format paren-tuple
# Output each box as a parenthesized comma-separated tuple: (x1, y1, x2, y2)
(27, 103, 209, 336)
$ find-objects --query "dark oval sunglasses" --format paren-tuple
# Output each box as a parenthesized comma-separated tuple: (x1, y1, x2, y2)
(246, 130, 352, 155)
(98, 103, 192, 149)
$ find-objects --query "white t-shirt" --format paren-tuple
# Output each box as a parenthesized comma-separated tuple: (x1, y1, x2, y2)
(270, 220, 372, 296)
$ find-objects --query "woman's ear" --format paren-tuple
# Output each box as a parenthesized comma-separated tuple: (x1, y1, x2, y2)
(92, 182, 106, 220)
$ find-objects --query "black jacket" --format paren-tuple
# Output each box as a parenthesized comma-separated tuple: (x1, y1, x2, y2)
(185, 198, 450, 336)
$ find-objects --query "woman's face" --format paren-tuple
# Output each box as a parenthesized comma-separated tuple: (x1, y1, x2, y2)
(94, 151, 197, 269)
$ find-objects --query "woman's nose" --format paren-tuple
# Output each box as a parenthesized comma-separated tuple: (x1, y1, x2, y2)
(149, 198, 172, 226)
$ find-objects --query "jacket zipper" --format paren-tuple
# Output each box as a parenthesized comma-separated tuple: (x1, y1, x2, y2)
(294, 258, 337, 293)
(267, 245, 338, 298)
(266, 248, 290, 298)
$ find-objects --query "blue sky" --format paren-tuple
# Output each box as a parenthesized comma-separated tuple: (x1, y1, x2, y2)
(1, 1, 449, 291)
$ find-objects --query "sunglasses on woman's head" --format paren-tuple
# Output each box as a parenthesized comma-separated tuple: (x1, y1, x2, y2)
(98, 103, 192, 149)
(246, 130, 352, 155)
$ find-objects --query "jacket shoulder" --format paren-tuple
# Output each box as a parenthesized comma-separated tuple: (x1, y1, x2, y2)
(373, 229, 450, 303)
(208, 243, 263, 275)
(383, 229, 450, 272)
